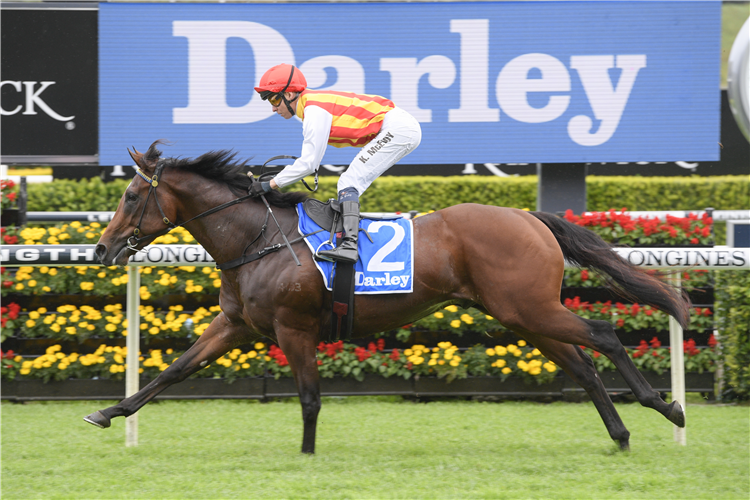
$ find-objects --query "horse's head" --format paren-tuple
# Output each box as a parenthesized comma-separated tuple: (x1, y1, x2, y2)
(96, 141, 180, 266)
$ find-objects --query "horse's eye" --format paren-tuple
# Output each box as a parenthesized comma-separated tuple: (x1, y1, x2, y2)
(126, 192, 138, 203)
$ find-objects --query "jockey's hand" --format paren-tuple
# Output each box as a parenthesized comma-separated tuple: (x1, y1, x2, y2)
(248, 181, 272, 197)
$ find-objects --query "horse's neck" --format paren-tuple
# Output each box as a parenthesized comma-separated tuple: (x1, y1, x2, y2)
(183, 196, 296, 266)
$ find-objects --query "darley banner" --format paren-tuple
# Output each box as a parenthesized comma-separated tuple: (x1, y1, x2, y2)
(99, 1, 720, 166)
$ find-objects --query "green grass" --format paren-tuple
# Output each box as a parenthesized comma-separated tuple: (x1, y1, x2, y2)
(2, 398, 748, 499)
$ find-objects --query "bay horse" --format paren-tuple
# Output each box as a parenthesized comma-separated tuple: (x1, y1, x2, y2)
(84, 142, 690, 453)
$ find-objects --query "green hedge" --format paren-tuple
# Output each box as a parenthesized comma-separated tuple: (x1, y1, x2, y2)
(715, 271, 750, 401)
(25, 175, 748, 214)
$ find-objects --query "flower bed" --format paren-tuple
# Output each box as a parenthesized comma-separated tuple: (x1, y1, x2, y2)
(0, 337, 718, 385)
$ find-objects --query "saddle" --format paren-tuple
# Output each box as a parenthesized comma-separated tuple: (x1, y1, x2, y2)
(302, 198, 345, 233)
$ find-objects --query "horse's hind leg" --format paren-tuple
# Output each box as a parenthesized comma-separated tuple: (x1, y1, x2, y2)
(522, 333, 631, 450)
(515, 307, 684, 428)
(84, 313, 255, 428)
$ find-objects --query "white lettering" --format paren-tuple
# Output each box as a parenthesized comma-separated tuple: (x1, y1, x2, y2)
(71, 247, 96, 261)
(568, 55, 647, 146)
(300, 56, 365, 93)
(0, 81, 22, 115)
(364, 277, 374, 287)
(448, 19, 499, 122)
(22, 82, 74, 121)
(16, 249, 40, 261)
(43, 248, 66, 261)
(172, 21, 294, 124)
(399, 276, 410, 288)
(496, 53, 570, 123)
(381, 56, 455, 122)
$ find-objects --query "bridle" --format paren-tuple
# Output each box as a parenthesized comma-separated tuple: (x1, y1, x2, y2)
(124, 157, 322, 270)
(125, 159, 255, 251)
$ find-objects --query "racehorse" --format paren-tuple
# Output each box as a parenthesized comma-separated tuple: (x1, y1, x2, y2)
(84, 141, 690, 453)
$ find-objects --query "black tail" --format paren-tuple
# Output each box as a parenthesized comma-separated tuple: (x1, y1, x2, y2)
(531, 211, 691, 329)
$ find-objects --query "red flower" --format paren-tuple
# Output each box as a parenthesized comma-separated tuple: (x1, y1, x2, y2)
(580, 269, 589, 281)
(593, 351, 601, 358)
(616, 318, 625, 327)
(708, 334, 717, 348)
(649, 336, 662, 348)
(355, 346, 371, 362)
(390, 349, 401, 361)
(3, 235, 18, 244)
(317, 360, 322, 366)
(377, 338, 386, 351)
(2, 281, 12, 289)
(690, 238, 699, 244)
(367, 342, 377, 353)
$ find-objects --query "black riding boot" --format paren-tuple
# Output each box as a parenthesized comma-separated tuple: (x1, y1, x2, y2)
(318, 201, 360, 263)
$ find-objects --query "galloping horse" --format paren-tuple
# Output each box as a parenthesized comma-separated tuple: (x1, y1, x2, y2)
(84, 142, 690, 453)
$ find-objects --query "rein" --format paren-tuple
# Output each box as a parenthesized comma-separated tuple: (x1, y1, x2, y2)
(126, 159, 323, 270)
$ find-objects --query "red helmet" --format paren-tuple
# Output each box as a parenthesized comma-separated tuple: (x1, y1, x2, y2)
(254, 64, 307, 97)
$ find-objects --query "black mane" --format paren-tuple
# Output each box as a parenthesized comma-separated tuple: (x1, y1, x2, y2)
(152, 144, 308, 208)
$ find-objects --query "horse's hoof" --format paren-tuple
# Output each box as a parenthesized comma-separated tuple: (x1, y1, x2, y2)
(618, 439, 630, 452)
(83, 411, 111, 429)
(667, 400, 685, 427)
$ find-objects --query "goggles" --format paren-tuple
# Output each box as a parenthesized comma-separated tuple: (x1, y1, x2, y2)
(259, 90, 283, 106)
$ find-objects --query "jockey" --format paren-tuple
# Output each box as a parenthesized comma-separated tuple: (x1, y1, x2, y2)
(251, 63, 422, 264)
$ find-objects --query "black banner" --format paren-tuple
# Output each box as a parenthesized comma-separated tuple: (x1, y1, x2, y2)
(0, 6, 98, 164)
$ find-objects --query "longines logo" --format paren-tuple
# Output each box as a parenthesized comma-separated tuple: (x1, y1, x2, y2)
(0, 80, 76, 129)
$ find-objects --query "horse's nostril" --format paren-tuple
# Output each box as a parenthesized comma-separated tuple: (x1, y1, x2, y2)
(95, 244, 106, 262)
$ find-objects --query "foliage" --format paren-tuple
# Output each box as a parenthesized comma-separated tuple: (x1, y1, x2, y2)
(13, 303, 220, 342)
(3, 336, 720, 383)
(715, 270, 750, 401)
(563, 208, 714, 245)
(1, 179, 19, 210)
(24, 175, 749, 213)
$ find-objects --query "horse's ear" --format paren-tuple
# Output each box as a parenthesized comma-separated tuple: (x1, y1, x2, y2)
(128, 147, 146, 169)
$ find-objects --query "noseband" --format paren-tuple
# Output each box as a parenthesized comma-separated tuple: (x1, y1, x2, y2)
(127, 160, 176, 251)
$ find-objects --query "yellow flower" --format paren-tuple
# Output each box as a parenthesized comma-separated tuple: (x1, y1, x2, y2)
(428, 359, 437, 366)
(518, 340, 527, 347)
(25, 319, 36, 328)
(50, 324, 61, 333)
(28, 280, 37, 287)
(543, 362, 557, 373)
(444, 305, 458, 313)
(450, 320, 461, 328)
(460, 313, 474, 324)
(49, 268, 57, 276)
(532, 349, 541, 356)
(15, 284, 24, 291)
(433, 312, 444, 319)
(526, 353, 533, 359)
(506, 344, 517, 353)
(80, 282, 94, 291)
(486, 348, 496, 356)
(485, 315, 493, 320)
(494, 346, 507, 356)
(493, 359, 507, 368)
(254, 342, 265, 350)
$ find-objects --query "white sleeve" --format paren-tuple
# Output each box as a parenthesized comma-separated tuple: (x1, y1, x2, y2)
(273, 105, 332, 189)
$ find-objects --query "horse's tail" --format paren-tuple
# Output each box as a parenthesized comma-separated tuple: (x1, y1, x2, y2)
(530, 211, 691, 329)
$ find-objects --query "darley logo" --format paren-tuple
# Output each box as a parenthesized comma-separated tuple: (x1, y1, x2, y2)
(172, 19, 646, 147)
(0, 81, 75, 124)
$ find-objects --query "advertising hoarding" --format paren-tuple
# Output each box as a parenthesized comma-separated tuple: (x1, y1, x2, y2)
(99, 1, 721, 167)
(0, 7, 98, 164)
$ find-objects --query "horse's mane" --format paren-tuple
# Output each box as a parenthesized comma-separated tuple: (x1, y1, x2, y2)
(148, 142, 309, 209)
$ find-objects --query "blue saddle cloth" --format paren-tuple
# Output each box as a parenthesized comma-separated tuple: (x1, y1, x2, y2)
(296, 203, 414, 294)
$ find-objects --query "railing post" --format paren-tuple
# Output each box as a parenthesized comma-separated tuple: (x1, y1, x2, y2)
(669, 272, 686, 445)
(125, 265, 140, 447)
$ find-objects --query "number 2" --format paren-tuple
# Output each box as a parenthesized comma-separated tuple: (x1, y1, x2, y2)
(366, 221, 405, 272)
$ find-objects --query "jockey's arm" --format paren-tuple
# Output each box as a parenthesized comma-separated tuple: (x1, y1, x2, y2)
(270, 105, 332, 190)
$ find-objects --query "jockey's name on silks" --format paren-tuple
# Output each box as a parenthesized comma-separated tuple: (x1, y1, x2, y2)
(296, 203, 414, 294)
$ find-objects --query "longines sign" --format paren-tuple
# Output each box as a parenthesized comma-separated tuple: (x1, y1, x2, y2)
(98, 1, 720, 166)
(2, 245, 747, 270)
(0, 6, 98, 164)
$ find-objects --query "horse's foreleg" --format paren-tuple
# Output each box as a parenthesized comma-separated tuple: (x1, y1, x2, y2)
(84, 313, 253, 429)
(276, 327, 321, 454)
(522, 333, 631, 450)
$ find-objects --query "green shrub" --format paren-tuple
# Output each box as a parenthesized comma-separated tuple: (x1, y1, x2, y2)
(27, 175, 747, 214)
(715, 270, 750, 401)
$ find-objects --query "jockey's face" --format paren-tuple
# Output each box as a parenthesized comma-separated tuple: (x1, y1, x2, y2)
(272, 92, 298, 119)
